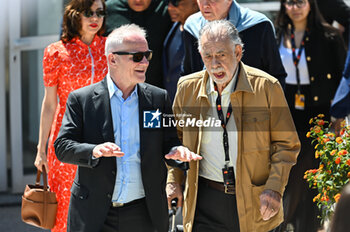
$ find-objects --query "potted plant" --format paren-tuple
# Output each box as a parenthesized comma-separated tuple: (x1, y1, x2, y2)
(304, 114, 350, 223)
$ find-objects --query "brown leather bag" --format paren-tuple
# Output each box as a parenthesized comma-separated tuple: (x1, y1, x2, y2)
(21, 166, 57, 229)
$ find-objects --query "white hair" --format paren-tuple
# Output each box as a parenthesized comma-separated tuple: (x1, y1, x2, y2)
(105, 24, 147, 57)
(198, 20, 244, 52)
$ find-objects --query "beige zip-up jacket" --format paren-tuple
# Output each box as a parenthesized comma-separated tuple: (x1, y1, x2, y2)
(168, 63, 300, 232)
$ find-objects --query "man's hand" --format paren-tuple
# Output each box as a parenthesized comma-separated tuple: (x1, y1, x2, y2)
(92, 142, 124, 158)
(259, 189, 281, 221)
(166, 182, 183, 209)
(331, 117, 345, 136)
(165, 146, 202, 162)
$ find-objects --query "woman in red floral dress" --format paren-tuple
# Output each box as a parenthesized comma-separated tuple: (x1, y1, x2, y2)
(34, 0, 107, 231)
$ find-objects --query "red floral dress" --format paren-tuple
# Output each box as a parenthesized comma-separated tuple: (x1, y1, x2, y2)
(43, 35, 107, 232)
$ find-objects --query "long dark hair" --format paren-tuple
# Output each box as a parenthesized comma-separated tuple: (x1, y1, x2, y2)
(275, 0, 338, 42)
(61, 0, 106, 43)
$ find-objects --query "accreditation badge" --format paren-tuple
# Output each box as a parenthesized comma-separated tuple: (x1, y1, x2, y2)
(295, 93, 305, 110)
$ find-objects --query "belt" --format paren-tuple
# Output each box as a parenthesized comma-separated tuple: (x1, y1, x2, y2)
(199, 177, 235, 195)
(111, 198, 145, 208)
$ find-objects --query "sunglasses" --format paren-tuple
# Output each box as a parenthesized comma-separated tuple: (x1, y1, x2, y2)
(167, 0, 182, 7)
(284, 0, 307, 9)
(112, 50, 153, 62)
(82, 9, 106, 18)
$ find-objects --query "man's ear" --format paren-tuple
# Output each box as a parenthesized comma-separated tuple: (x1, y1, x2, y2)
(108, 53, 117, 65)
(235, 45, 243, 61)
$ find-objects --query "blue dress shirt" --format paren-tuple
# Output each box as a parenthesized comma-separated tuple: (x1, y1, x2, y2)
(107, 74, 145, 203)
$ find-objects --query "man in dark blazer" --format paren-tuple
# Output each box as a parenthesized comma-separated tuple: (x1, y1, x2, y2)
(54, 24, 200, 232)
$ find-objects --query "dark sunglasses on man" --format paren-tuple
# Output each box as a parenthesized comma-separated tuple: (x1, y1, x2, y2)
(112, 50, 153, 63)
(166, 0, 182, 7)
(284, 0, 306, 9)
(82, 9, 106, 18)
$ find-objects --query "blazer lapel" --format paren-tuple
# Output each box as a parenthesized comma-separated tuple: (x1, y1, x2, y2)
(92, 78, 115, 142)
(137, 83, 154, 166)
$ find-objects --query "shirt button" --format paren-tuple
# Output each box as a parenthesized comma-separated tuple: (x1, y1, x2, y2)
(310, 76, 315, 82)
(305, 37, 309, 41)
(112, 171, 116, 175)
(314, 96, 319, 101)
(306, 56, 311, 61)
(123, 142, 126, 145)
(327, 74, 332, 79)
(107, 194, 112, 199)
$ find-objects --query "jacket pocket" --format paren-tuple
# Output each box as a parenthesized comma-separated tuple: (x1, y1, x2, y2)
(71, 182, 89, 200)
(242, 111, 270, 152)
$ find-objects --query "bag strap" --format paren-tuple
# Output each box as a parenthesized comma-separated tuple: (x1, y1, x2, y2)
(35, 166, 48, 191)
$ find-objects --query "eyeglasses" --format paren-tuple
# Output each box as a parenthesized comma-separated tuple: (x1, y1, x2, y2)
(82, 9, 106, 18)
(167, 0, 182, 7)
(284, 0, 307, 9)
(112, 50, 153, 62)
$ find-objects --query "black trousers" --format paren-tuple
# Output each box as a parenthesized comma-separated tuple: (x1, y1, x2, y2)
(192, 180, 240, 232)
(193, 179, 281, 232)
(100, 198, 156, 232)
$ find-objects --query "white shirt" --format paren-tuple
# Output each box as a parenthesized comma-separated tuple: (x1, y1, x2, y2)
(279, 37, 310, 85)
(199, 70, 238, 182)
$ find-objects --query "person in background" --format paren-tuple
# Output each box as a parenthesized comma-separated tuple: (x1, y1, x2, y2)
(163, 0, 199, 102)
(317, 0, 350, 42)
(105, 0, 172, 88)
(34, 0, 108, 231)
(330, 184, 350, 232)
(181, 0, 287, 87)
(166, 20, 300, 232)
(54, 24, 196, 232)
(275, 0, 346, 231)
(331, 37, 350, 133)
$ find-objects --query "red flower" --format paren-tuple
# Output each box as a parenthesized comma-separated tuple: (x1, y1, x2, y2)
(334, 193, 341, 203)
(314, 126, 321, 134)
(335, 157, 341, 165)
(336, 137, 343, 144)
(346, 159, 350, 166)
(317, 120, 325, 126)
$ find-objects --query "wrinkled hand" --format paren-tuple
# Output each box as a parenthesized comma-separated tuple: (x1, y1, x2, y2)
(165, 146, 202, 162)
(166, 182, 183, 209)
(34, 151, 49, 172)
(92, 142, 124, 158)
(259, 189, 281, 221)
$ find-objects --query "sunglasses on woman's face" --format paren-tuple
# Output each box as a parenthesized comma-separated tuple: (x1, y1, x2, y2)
(82, 9, 106, 18)
(166, 0, 182, 7)
(284, 0, 307, 9)
(112, 50, 153, 62)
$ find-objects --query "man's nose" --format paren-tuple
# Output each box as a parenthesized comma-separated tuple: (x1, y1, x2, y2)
(211, 57, 220, 68)
(140, 55, 149, 64)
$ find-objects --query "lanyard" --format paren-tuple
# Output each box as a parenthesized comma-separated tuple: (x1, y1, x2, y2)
(290, 27, 308, 93)
(214, 85, 233, 166)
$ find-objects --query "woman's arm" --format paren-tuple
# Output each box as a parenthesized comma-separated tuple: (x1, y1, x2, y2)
(34, 85, 58, 172)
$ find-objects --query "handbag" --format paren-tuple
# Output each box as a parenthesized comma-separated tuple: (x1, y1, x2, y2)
(21, 166, 58, 229)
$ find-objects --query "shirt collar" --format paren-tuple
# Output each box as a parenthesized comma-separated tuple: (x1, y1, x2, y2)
(107, 73, 138, 100)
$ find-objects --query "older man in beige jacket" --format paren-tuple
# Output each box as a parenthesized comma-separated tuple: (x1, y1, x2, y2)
(165, 20, 300, 232)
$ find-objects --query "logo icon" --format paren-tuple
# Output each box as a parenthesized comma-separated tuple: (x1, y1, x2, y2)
(143, 109, 162, 128)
